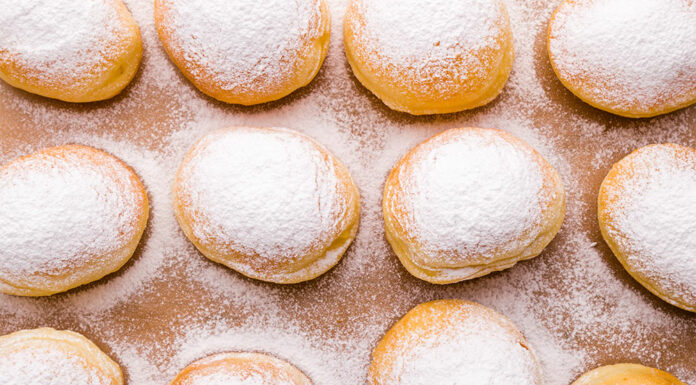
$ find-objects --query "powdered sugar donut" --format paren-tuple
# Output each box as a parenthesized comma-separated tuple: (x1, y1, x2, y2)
(0, 145, 149, 296)
(598, 144, 696, 312)
(0, 328, 123, 385)
(369, 300, 542, 385)
(173, 127, 360, 284)
(154, 0, 330, 105)
(572, 364, 686, 385)
(343, 0, 514, 115)
(0, 0, 142, 103)
(170, 352, 311, 385)
(547, 0, 696, 118)
(383, 128, 565, 284)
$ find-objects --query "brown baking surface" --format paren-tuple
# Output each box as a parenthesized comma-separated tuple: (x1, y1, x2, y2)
(0, 1, 694, 384)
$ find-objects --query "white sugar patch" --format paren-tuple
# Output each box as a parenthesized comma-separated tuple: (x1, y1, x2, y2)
(377, 309, 541, 385)
(349, 0, 508, 94)
(0, 0, 127, 86)
(0, 346, 110, 385)
(158, 0, 321, 94)
(604, 145, 696, 306)
(177, 128, 345, 264)
(0, 146, 143, 293)
(402, 130, 546, 261)
(358, 0, 503, 66)
(549, 0, 696, 111)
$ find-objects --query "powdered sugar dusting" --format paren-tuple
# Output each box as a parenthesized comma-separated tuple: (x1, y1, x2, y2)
(376, 305, 541, 385)
(0, 146, 144, 294)
(177, 353, 301, 385)
(359, 0, 503, 65)
(187, 371, 295, 385)
(175, 127, 348, 271)
(602, 145, 696, 307)
(0, 0, 128, 86)
(0, 346, 111, 385)
(0, 0, 694, 384)
(548, 0, 696, 113)
(349, 0, 507, 94)
(401, 129, 546, 262)
(157, 0, 322, 95)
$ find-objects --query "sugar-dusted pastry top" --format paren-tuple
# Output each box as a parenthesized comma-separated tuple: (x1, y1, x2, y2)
(171, 352, 311, 385)
(173, 127, 360, 283)
(369, 300, 542, 385)
(154, 0, 330, 105)
(571, 363, 686, 385)
(548, 0, 696, 117)
(343, 0, 514, 114)
(598, 143, 696, 312)
(0, 0, 142, 102)
(0, 328, 123, 385)
(383, 127, 565, 283)
(0, 145, 148, 296)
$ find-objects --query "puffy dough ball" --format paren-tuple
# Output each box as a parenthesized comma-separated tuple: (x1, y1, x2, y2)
(344, 0, 514, 115)
(173, 127, 360, 284)
(0, 0, 142, 102)
(598, 143, 696, 312)
(0, 145, 149, 296)
(170, 352, 311, 385)
(547, 0, 696, 118)
(571, 364, 686, 385)
(383, 127, 565, 284)
(369, 299, 542, 385)
(0, 328, 123, 385)
(154, 0, 330, 105)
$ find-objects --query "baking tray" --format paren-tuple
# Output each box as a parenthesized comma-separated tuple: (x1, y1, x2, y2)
(0, 0, 694, 384)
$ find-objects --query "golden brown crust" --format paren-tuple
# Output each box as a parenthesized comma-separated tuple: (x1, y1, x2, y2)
(597, 143, 696, 312)
(171, 352, 311, 385)
(0, 145, 149, 296)
(154, 0, 330, 105)
(383, 128, 565, 284)
(343, 0, 514, 115)
(172, 127, 360, 284)
(0, 0, 142, 103)
(368, 299, 542, 385)
(571, 364, 686, 385)
(0, 328, 123, 385)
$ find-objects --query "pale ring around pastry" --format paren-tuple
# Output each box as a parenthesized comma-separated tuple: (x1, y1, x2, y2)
(173, 127, 360, 284)
(170, 352, 311, 385)
(0, 0, 142, 103)
(0, 145, 149, 296)
(571, 364, 686, 385)
(0, 328, 123, 385)
(344, 0, 514, 115)
(598, 143, 696, 312)
(369, 299, 542, 385)
(383, 127, 565, 284)
(154, 0, 330, 105)
(547, 0, 696, 118)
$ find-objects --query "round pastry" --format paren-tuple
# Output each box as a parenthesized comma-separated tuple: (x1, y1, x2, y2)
(0, 145, 149, 296)
(173, 127, 360, 284)
(383, 127, 565, 284)
(547, 0, 696, 118)
(171, 352, 311, 385)
(598, 143, 696, 312)
(0, 0, 142, 103)
(572, 364, 686, 385)
(369, 299, 542, 385)
(343, 0, 514, 115)
(0, 328, 123, 385)
(154, 0, 330, 105)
